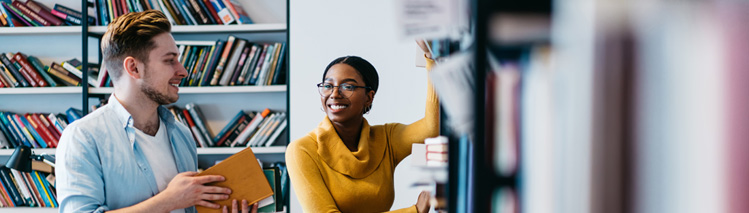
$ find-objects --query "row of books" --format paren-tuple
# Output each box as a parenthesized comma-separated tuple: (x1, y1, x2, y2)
(257, 162, 287, 212)
(0, 166, 57, 207)
(178, 36, 286, 87)
(0, 108, 82, 149)
(167, 103, 287, 148)
(93, 0, 253, 26)
(0, 0, 90, 27)
(0, 52, 95, 88)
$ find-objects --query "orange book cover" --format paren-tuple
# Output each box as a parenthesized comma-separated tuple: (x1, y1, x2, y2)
(196, 147, 272, 212)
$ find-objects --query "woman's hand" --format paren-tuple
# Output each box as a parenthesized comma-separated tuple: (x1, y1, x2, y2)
(416, 190, 431, 213)
(222, 199, 258, 213)
(416, 39, 433, 59)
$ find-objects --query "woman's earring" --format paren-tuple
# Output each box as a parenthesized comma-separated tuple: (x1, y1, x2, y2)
(320, 106, 325, 112)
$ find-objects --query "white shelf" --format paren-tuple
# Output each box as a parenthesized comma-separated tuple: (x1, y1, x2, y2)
(197, 146, 286, 154)
(89, 85, 286, 95)
(0, 207, 57, 212)
(0, 147, 285, 156)
(0, 148, 56, 156)
(0, 87, 82, 95)
(0, 26, 81, 35)
(89, 23, 286, 34)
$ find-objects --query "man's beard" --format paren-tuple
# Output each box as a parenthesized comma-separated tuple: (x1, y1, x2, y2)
(140, 69, 178, 105)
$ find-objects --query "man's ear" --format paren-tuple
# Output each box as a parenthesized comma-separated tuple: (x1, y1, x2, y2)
(123, 56, 143, 79)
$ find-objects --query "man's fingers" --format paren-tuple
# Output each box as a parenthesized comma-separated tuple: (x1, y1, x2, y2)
(200, 193, 230, 201)
(241, 200, 249, 213)
(197, 200, 221, 209)
(194, 175, 226, 184)
(203, 186, 232, 194)
(251, 203, 258, 213)
(232, 199, 239, 213)
(178, 171, 199, 177)
(223, 205, 229, 213)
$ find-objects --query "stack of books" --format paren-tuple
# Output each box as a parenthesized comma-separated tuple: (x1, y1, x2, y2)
(425, 136, 448, 167)
(0, 108, 80, 149)
(0, 52, 96, 88)
(0, 0, 92, 27)
(94, 0, 253, 26)
(0, 164, 58, 208)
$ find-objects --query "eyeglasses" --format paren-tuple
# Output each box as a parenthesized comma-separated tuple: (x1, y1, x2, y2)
(317, 82, 372, 98)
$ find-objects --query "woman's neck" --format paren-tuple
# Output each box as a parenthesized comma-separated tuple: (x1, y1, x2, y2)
(331, 117, 363, 152)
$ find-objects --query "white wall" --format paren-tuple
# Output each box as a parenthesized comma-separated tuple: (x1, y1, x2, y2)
(289, 0, 430, 212)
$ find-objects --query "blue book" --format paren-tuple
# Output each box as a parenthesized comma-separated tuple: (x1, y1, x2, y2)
(0, 166, 25, 206)
(38, 172, 57, 207)
(199, 40, 225, 86)
(18, 115, 46, 148)
(65, 107, 82, 123)
(0, 1, 13, 27)
(0, 112, 18, 148)
(4, 113, 31, 148)
(30, 171, 51, 207)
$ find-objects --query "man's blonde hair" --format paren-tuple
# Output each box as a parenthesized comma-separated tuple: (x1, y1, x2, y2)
(101, 10, 171, 81)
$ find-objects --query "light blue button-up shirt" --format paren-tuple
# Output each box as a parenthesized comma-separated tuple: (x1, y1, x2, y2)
(56, 95, 198, 213)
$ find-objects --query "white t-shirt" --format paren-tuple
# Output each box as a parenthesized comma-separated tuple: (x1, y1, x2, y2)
(134, 120, 185, 213)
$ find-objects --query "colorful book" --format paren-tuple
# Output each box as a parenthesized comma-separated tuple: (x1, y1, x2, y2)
(224, 0, 251, 24)
(11, 1, 49, 26)
(184, 103, 213, 146)
(12, 53, 48, 87)
(0, 166, 25, 206)
(208, 0, 233, 24)
(212, 110, 250, 146)
(2, 2, 37, 26)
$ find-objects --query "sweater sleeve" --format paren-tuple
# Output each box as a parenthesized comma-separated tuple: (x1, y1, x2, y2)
(286, 139, 342, 213)
(390, 55, 440, 164)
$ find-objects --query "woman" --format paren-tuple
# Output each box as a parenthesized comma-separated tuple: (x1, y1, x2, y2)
(286, 51, 439, 213)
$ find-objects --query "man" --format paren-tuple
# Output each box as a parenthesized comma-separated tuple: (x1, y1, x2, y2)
(56, 10, 255, 213)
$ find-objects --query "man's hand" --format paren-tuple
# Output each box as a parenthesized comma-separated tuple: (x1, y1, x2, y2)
(223, 199, 258, 213)
(416, 190, 431, 213)
(157, 171, 232, 210)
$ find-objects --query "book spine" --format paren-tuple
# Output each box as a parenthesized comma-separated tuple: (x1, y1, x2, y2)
(50, 8, 80, 25)
(199, 40, 224, 86)
(28, 172, 49, 207)
(229, 45, 250, 85)
(22, 172, 42, 207)
(36, 113, 61, 141)
(47, 64, 80, 86)
(211, 35, 235, 85)
(53, 4, 94, 24)
(201, 0, 221, 24)
(209, 0, 232, 24)
(181, 109, 207, 147)
(11, 1, 48, 26)
(220, 0, 239, 24)
(264, 116, 287, 147)
(0, 112, 17, 148)
(237, 44, 257, 84)
(165, 0, 185, 25)
(187, 0, 209, 24)
(0, 112, 21, 148)
(10, 61, 38, 87)
(213, 110, 246, 146)
(0, 3, 13, 27)
(13, 53, 48, 87)
(0, 177, 15, 207)
(5, 113, 31, 148)
(2, 2, 37, 26)
(194, 0, 215, 24)
(24, 0, 63, 26)
(219, 39, 245, 86)
(185, 103, 213, 146)
(26, 57, 57, 87)
(0, 167, 24, 206)
(38, 172, 57, 207)
(33, 172, 54, 207)
(27, 114, 57, 148)
(8, 170, 34, 206)
(16, 115, 45, 148)
(248, 44, 269, 85)
(0, 64, 19, 87)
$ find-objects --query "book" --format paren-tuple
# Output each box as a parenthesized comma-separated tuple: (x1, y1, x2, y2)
(0, 1, 10, 27)
(186, 0, 210, 24)
(262, 114, 286, 147)
(0, 63, 19, 87)
(229, 45, 250, 86)
(219, 38, 246, 86)
(0, 166, 25, 206)
(208, 0, 232, 24)
(213, 110, 250, 147)
(201, 0, 221, 24)
(61, 60, 96, 86)
(11, 1, 48, 26)
(25, 114, 55, 148)
(51, 4, 94, 25)
(0, 112, 23, 148)
(47, 63, 81, 86)
(223, 0, 251, 24)
(257, 168, 278, 212)
(195, 147, 273, 212)
(17, 114, 46, 148)
(231, 108, 270, 147)
(3, 113, 31, 148)
(184, 103, 213, 146)
(199, 40, 224, 86)
(0, 52, 29, 87)
(2, 2, 37, 26)
(26, 56, 57, 87)
(211, 35, 236, 85)
(24, 0, 63, 26)
(65, 107, 83, 123)
(237, 44, 259, 84)
(0, 178, 13, 207)
(12, 53, 48, 87)
(181, 109, 207, 147)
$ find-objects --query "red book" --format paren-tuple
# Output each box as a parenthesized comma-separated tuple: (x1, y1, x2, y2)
(181, 109, 203, 147)
(25, 114, 56, 148)
(0, 177, 14, 207)
(11, 1, 50, 26)
(9, 56, 38, 87)
(202, 0, 222, 24)
(36, 113, 61, 141)
(24, 0, 63, 26)
(12, 53, 48, 87)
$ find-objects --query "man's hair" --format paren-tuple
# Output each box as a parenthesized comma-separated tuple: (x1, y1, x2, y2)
(101, 10, 171, 81)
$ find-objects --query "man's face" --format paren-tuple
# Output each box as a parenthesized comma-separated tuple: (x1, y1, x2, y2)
(139, 33, 187, 105)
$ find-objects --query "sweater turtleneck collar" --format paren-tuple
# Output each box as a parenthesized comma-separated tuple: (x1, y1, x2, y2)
(314, 116, 386, 179)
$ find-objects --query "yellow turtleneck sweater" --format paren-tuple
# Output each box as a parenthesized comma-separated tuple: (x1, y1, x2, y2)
(286, 58, 439, 213)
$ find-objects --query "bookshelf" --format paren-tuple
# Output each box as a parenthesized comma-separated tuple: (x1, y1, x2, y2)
(0, 0, 289, 211)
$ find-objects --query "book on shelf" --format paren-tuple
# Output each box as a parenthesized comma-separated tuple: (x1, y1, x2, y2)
(184, 103, 214, 146)
(24, 0, 62, 26)
(2, 1, 38, 27)
(213, 110, 251, 147)
(0, 166, 57, 207)
(51, 4, 94, 25)
(195, 147, 273, 212)
(257, 167, 278, 212)
(0, 53, 29, 87)
(230, 108, 268, 147)
(223, 0, 251, 24)
(65, 107, 82, 124)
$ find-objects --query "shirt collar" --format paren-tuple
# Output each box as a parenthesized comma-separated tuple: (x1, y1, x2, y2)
(108, 94, 177, 128)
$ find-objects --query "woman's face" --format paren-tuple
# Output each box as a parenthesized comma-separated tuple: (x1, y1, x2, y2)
(320, 63, 374, 125)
